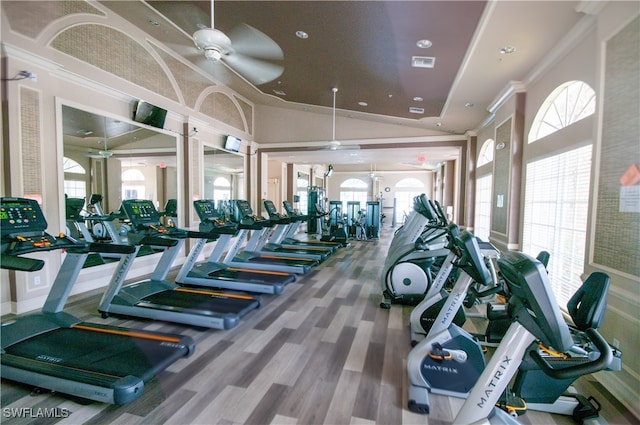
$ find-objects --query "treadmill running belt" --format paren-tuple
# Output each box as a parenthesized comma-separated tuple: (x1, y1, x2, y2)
(211, 269, 295, 284)
(141, 290, 260, 316)
(2, 327, 189, 384)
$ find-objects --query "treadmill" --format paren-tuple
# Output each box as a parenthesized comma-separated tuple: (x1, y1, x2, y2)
(281, 200, 343, 250)
(261, 200, 334, 259)
(0, 197, 195, 405)
(221, 200, 317, 274)
(175, 200, 295, 295)
(98, 199, 261, 330)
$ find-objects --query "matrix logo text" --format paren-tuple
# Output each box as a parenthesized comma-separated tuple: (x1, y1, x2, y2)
(2, 407, 70, 418)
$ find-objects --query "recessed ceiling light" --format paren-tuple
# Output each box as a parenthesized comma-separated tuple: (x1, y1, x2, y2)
(296, 30, 309, 39)
(273, 89, 286, 96)
(465, 102, 474, 108)
(413, 96, 424, 102)
(500, 45, 516, 54)
(416, 39, 432, 49)
(358, 101, 368, 107)
(436, 122, 442, 127)
(148, 20, 159, 26)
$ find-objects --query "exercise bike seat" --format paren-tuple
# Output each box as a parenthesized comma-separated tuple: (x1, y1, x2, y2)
(567, 271, 609, 331)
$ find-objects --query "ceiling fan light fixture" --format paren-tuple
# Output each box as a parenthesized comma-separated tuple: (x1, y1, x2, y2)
(204, 48, 223, 61)
(328, 140, 341, 150)
(193, 28, 231, 57)
(98, 150, 113, 158)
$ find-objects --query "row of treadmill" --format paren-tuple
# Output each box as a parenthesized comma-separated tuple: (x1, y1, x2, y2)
(380, 194, 622, 424)
(0, 196, 343, 405)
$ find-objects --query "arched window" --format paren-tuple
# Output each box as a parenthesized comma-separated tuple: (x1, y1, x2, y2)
(477, 139, 494, 166)
(122, 168, 145, 200)
(395, 178, 425, 222)
(528, 81, 596, 143)
(63, 157, 86, 174)
(63, 157, 87, 198)
(213, 176, 231, 201)
(339, 178, 368, 211)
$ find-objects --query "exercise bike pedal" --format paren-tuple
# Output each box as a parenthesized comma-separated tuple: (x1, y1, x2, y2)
(572, 394, 602, 423)
(427, 343, 452, 361)
(496, 390, 527, 417)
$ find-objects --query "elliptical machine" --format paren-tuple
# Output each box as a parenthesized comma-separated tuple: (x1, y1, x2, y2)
(408, 214, 500, 345)
(380, 194, 449, 308)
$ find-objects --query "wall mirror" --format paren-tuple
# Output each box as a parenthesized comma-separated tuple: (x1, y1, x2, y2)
(203, 145, 245, 207)
(62, 104, 178, 230)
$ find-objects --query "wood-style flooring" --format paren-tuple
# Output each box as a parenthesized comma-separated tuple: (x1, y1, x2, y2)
(1, 227, 635, 425)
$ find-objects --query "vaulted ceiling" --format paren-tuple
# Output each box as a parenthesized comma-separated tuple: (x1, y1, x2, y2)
(95, 1, 586, 169)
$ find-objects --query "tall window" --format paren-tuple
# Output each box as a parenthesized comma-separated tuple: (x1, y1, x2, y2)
(474, 174, 492, 241)
(296, 176, 309, 215)
(529, 81, 596, 143)
(63, 157, 87, 199)
(213, 176, 231, 202)
(522, 145, 592, 306)
(475, 139, 494, 240)
(395, 178, 425, 222)
(339, 178, 368, 211)
(122, 168, 145, 200)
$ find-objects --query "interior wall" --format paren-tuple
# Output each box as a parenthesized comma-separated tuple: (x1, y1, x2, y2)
(482, 3, 640, 413)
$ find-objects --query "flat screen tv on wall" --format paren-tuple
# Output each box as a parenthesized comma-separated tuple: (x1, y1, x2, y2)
(132, 100, 167, 129)
(224, 135, 242, 152)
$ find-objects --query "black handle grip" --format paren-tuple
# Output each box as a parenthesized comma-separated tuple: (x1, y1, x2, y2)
(138, 236, 179, 247)
(530, 328, 614, 380)
(88, 242, 137, 255)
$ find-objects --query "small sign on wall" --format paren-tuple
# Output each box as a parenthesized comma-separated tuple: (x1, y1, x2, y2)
(619, 164, 640, 213)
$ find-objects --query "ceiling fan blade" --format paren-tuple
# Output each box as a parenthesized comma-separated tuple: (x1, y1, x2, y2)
(223, 53, 284, 85)
(227, 23, 284, 61)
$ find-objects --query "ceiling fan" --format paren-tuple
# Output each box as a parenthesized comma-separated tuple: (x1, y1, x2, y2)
(306, 88, 361, 152)
(191, 0, 284, 85)
(85, 117, 113, 159)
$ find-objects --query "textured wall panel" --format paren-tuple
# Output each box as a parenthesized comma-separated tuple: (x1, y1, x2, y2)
(492, 118, 511, 235)
(150, 42, 214, 109)
(200, 92, 245, 132)
(235, 96, 253, 135)
(593, 16, 640, 276)
(3, 0, 103, 39)
(51, 24, 178, 102)
(20, 87, 43, 196)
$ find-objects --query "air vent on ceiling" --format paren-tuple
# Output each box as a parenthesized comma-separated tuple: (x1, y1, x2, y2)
(411, 56, 436, 68)
(409, 106, 425, 114)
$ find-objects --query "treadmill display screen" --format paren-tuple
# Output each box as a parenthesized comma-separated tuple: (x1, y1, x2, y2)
(283, 201, 294, 215)
(1, 198, 48, 236)
(121, 200, 161, 227)
(235, 200, 253, 217)
(263, 200, 277, 215)
(194, 200, 218, 220)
